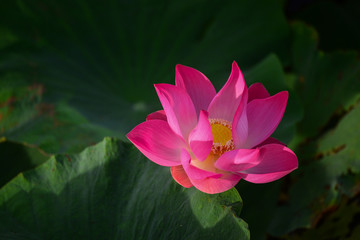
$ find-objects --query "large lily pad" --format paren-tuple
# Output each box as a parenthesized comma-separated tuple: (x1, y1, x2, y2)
(268, 100, 360, 236)
(238, 22, 360, 238)
(291, 22, 360, 139)
(0, 79, 114, 154)
(0, 0, 291, 136)
(0, 138, 249, 239)
(265, 22, 360, 237)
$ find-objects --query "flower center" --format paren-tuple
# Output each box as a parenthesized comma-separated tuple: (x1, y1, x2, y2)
(209, 119, 234, 155)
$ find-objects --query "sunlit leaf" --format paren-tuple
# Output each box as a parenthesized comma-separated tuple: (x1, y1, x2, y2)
(0, 138, 249, 239)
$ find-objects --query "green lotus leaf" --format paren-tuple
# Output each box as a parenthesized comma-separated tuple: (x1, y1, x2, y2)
(0, 138, 250, 239)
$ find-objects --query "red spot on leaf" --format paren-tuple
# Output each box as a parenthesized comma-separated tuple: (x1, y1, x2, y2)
(27, 84, 44, 98)
(36, 103, 55, 118)
(65, 154, 72, 163)
(299, 76, 305, 84)
(0, 96, 16, 108)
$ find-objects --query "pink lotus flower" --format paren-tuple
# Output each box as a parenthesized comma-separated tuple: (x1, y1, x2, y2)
(127, 62, 298, 194)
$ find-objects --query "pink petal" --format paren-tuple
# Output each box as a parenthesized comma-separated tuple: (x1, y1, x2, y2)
(155, 84, 197, 140)
(171, 165, 193, 188)
(247, 82, 270, 102)
(190, 173, 242, 194)
(244, 91, 288, 149)
(239, 144, 298, 183)
(208, 61, 247, 122)
(180, 150, 241, 194)
(189, 111, 213, 161)
(232, 90, 248, 148)
(146, 110, 167, 121)
(181, 149, 221, 180)
(254, 137, 286, 148)
(215, 148, 261, 172)
(175, 64, 216, 115)
(127, 120, 185, 166)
